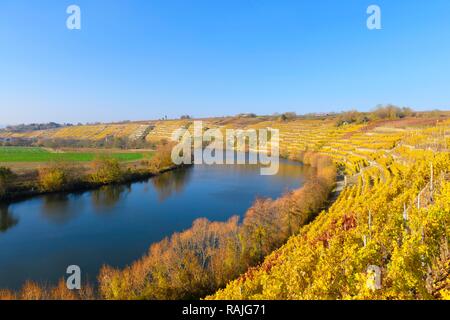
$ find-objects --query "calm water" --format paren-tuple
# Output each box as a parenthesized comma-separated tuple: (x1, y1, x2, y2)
(0, 159, 310, 290)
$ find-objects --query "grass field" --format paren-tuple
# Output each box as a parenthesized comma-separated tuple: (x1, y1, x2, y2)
(0, 147, 150, 163)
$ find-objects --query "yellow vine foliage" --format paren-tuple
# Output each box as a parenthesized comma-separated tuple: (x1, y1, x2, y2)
(208, 118, 450, 300)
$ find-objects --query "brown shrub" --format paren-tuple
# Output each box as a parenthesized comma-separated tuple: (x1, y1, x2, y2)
(20, 281, 45, 300)
(99, 216, 241, 300)
(3, 279, 96, 300)
(0, 289, 16, 300)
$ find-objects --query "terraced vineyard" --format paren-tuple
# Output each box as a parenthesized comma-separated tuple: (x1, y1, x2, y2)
(131, 115, 449, 299)
(145, 120, 192, 142)
(1, 115, 449, 299)
(0, 123, 150, 140)
(205, 117, 450, 300)
(93, 115, 450, 299)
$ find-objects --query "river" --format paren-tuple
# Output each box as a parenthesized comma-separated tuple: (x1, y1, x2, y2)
(0, 158, 310, 290)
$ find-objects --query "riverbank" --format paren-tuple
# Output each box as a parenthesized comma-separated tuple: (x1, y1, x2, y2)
(0, 164, 187, 204)
(0, 144, 182, 203)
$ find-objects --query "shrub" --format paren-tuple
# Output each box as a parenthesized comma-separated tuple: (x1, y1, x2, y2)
(372, 104, 415, 120)
(280, 112, 297, 121)
(99, 216, 241, 300)
(335, 110, 369, 126)
(90, 157, 123, 184)
(20, 281, 45, 300)
(38, 164, 68, 192)
(0, 289, 16, 300)
(0, 279, 96, 300)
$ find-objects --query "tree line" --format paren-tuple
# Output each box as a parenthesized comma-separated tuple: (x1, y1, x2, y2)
(334, 105, 416, 127)
(0, 136, 157, 150)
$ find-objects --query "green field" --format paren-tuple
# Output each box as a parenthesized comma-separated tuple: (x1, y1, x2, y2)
(0, 147, 150, 163)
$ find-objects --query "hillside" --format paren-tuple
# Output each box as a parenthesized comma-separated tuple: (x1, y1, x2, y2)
(1, 113, 449, 299)
(0, 123, 152, 141)
(205, 116, 450, 300)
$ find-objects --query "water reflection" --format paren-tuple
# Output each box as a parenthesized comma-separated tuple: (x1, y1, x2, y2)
(0, 204, 18, 233)
(151, 167, 192, 202)
(91, 184, 131, 213)
(276, 161, 314, 180)
(0, 158, 307, 290)
(41, 194, 80, 224)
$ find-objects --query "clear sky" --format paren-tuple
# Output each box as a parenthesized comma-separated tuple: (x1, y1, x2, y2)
(1, 0, 450, 124)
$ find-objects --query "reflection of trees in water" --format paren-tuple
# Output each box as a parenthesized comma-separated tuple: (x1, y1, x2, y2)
(226, 162, 307, 176)
(151, 168, 192, 202)
(41, 193, 79, 224)
(149, 160, 303, 202)
(199, 156, 310, 181)
(275, 161, 314, 180)
(91, 184, 131, 213)
(0, 204, 18, 233)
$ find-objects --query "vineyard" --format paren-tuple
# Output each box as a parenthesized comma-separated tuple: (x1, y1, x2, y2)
(0, 123, 151, 141)
(0, 114, 449, 300)
(206, 116, 450, 300)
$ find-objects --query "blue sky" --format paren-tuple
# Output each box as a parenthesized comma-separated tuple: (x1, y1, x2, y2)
(1, 0, 450, 124)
